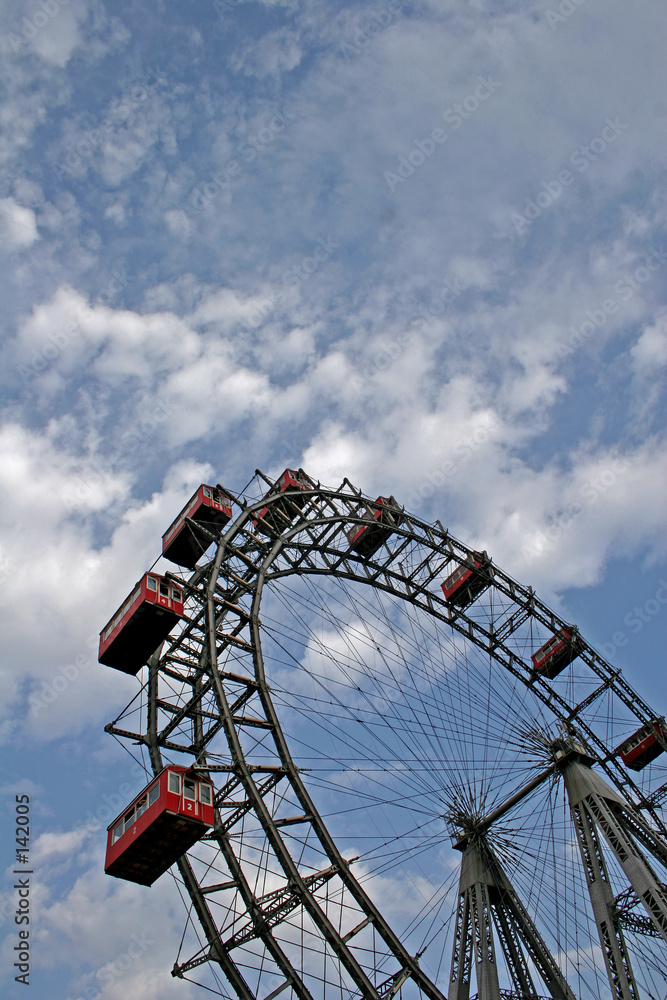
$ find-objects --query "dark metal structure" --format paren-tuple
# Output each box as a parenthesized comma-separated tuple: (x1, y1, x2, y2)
(103, 470, 667, 998)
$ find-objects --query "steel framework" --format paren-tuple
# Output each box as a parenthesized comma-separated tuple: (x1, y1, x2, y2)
(104, 472, 667, 998)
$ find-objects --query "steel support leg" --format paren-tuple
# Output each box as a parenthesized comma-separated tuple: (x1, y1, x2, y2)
(561, 756, 667, 1000)
(569, 801, 639, 1000)
(449, 891, 472, 1000)
(449, 835, 575, 1000)
(564, 756, 667, 939)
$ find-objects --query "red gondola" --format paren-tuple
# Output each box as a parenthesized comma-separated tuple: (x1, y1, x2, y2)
(105, 765, 215, 886)
(162, 484, 233, 568)
(531, 627, 584, 680)
(253, 468, 314, 535)
(441, 551, 491, 608)
(347, 496, 403, 557)
(618, 719, 667, 771)
(98, 573, 184, 674)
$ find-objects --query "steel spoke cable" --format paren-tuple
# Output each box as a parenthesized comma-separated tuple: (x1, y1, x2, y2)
(331, 580, 459, 776)
(261, 614, 452, 804)
(264, 608, 556, 900)
(264, 584, 544, 792)
(264, 580, 544, 764)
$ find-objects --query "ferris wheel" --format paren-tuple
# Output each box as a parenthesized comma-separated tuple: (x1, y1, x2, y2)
(100, 469, 667, 1000)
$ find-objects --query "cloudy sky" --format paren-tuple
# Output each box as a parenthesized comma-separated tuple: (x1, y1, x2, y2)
(1, 0, 666, 997)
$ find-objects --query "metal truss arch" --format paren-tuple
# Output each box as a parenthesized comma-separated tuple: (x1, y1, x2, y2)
(104, 474, 667, 999)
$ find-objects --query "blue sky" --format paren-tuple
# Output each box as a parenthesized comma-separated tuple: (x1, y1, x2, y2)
(0, 0, 666, 997)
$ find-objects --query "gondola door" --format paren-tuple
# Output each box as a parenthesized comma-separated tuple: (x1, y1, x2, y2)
(157, 579, 171, 609)
(181, 775, 199, 818)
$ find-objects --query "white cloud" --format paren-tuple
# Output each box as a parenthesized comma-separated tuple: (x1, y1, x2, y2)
(469, 439, 667, 597)
(29, 826, 93, 867)
(0, 197, 39, 250)
(9, 285, 200, 389)
(631, 313, 667, 372)
(104, 201, 128, 226)
(0, 81, 49, 167)
(0, 835, 200, 998)
(0, 423, 216, 741)
(12, 176, 44, 207)
(162, 207, 190, 238)
(28, 0, 89, 68)
(231, 27, 303, 79)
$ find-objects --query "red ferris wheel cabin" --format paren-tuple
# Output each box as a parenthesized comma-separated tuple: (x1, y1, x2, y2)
(162, 484, 233, 569)
(441, 551, 491, 608)
(347, 496, 403, 558)
(253, 468, 314, 535)
(617, 719, 667, 771)
(98, 573, 184, 674)
(105, 765, 215, 886)
(531, 627, 584, 680)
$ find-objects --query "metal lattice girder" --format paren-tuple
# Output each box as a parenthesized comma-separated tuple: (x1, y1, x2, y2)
(104, 472, 667, 998)
(173, 866, 344, 981)
(449, 836, 575, 1000)
(470, 880, 500, 1000)
(492, 902, 536, 997)
(172, 855, 257, 1000)
(561, 752, 667, 1000)
(614, 886, 662, 938)
(450, 891, 473, 1000)
(570, 801, 639, 1000)
(562, 756, 667, 945)
(225, 865, 341, 949)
